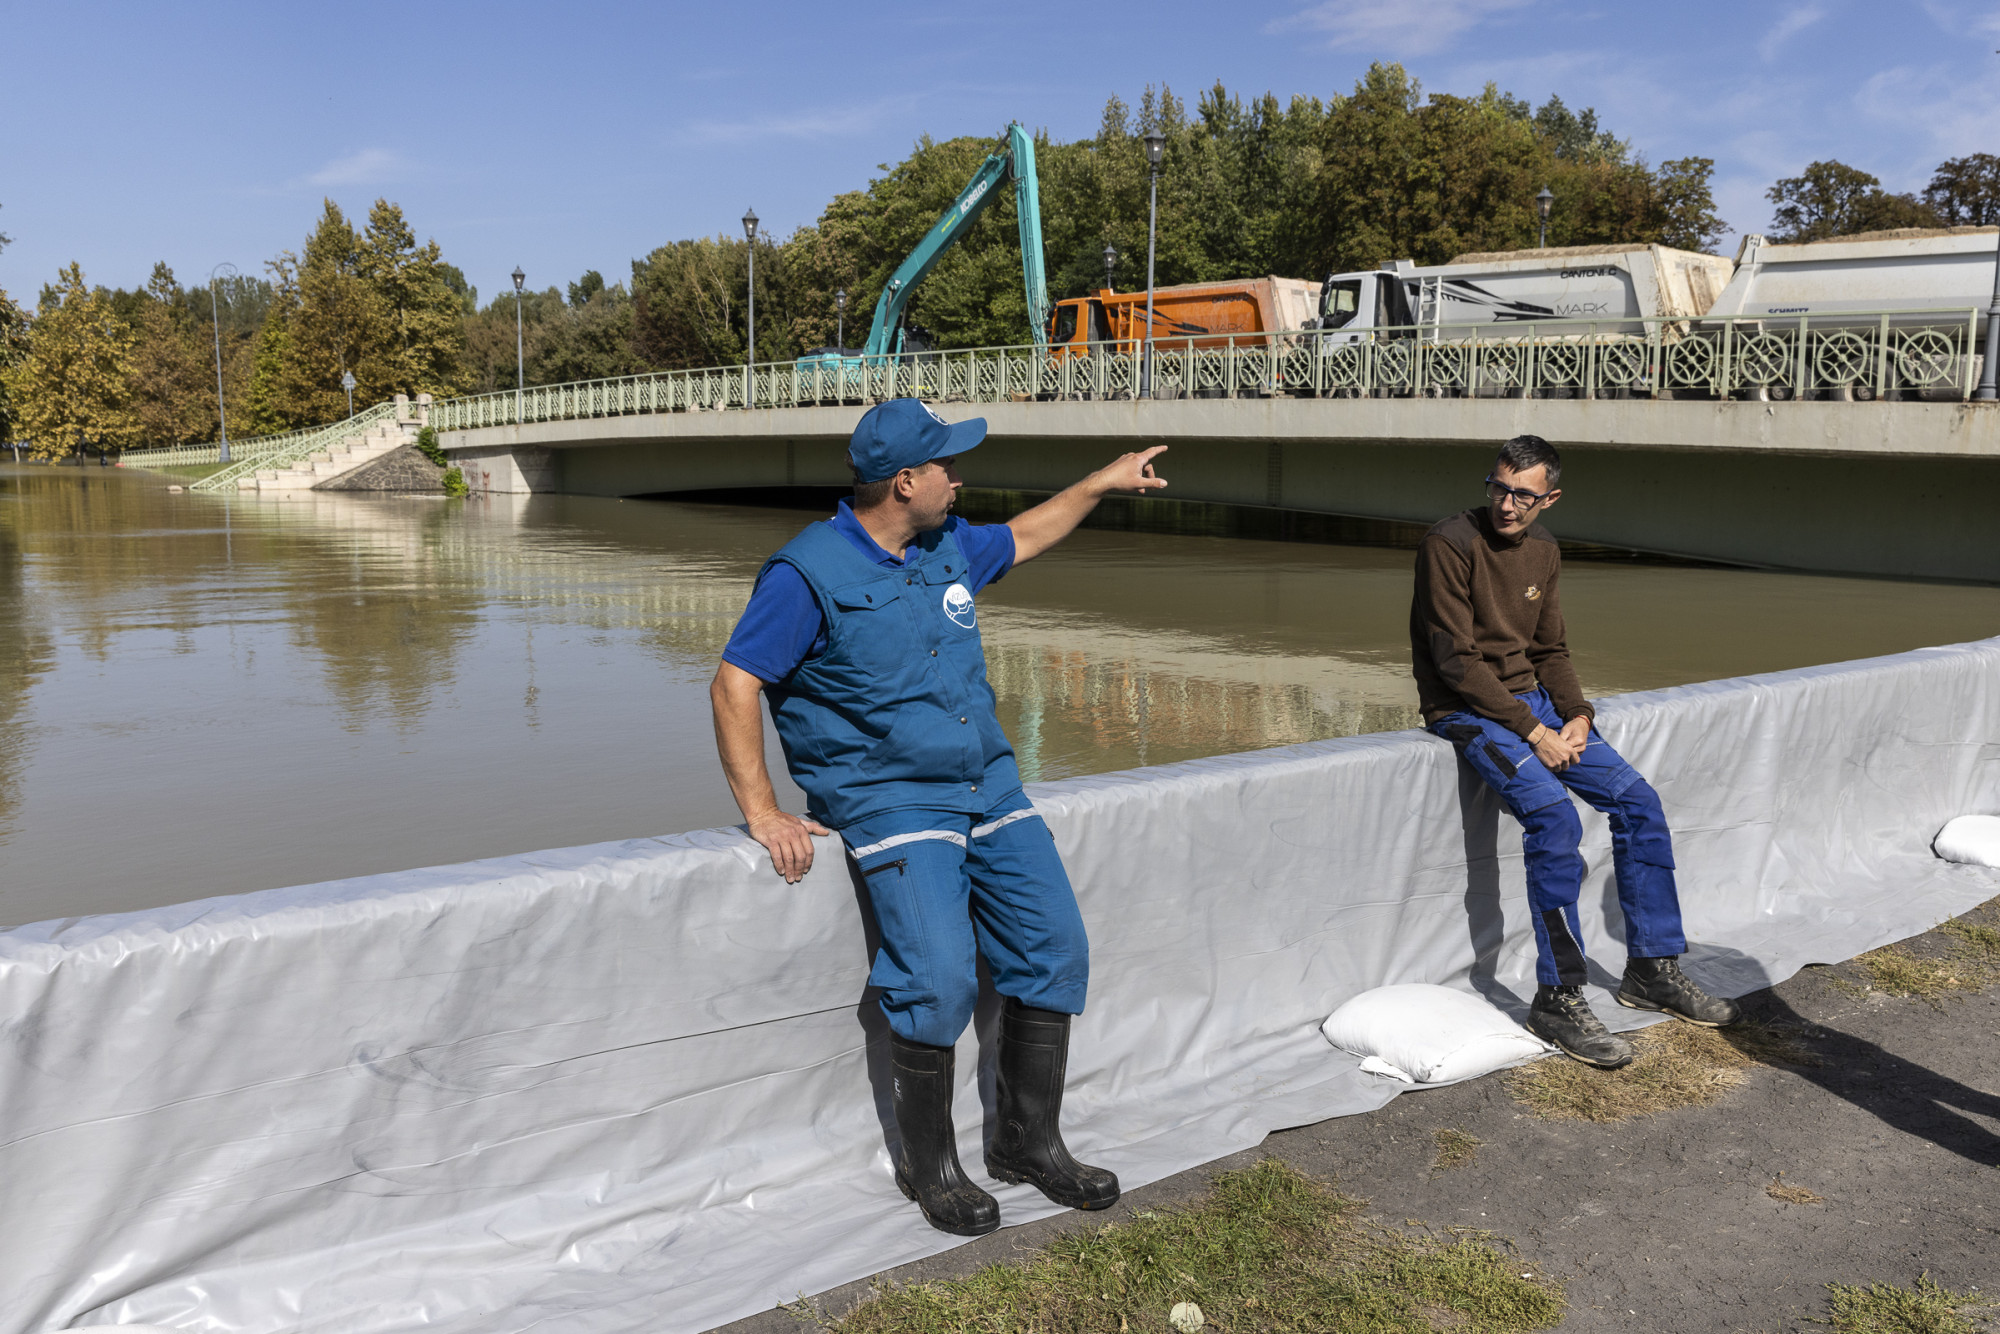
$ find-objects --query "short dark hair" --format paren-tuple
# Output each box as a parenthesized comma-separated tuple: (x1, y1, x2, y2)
(850, 461, 895, 509)
(1496, 434, 1561, 488)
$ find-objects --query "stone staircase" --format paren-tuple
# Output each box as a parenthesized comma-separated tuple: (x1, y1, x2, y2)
(236, 398, 430, 491)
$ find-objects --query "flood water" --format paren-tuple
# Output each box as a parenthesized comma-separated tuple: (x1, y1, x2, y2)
(3, 465, 1997, 927)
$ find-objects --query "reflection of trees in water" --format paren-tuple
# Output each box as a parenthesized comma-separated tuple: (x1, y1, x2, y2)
(0, 521, 56, 837)
(983, 639, 1420, 781)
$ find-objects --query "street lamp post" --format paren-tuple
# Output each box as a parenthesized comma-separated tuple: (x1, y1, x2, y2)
(1535, 187, 1555, 249)
(835, 288, 846, 351)
(342, 370, 356, 419)
(1102, 243, 1117, 294)
(511, 266, 526, 423)
(1142, 132, 1166, 397)
(1976, 233, 2000, 401)
(208, 262, 236, 464)
(742, 207, 759, 407)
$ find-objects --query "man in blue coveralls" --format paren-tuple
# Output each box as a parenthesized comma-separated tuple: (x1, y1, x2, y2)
(710, 398, 1168, 1236)
(1413, 434, 1740, 1070)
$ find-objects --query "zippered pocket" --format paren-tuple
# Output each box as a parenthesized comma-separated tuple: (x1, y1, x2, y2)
(860, 858, 908, 879)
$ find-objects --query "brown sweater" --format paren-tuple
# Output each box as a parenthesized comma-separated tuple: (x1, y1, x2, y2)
(1409, 507, 1593, 738)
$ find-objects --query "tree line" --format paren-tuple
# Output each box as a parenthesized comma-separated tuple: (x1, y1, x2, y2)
(3, 62, 1997, 458)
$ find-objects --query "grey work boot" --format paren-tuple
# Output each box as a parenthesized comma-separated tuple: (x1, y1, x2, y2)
(1618, 955, 1742, 1027)
(1527, 985, 1635, 1069)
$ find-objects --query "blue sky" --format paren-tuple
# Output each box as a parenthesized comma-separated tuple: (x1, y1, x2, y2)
(2, 0, 1995, 304)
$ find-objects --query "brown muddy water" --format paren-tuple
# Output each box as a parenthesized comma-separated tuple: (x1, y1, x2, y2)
(3, 465, 1996, 927)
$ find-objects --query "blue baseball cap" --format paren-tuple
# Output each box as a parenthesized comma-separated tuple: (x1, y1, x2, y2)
(848, 398, 987, 484)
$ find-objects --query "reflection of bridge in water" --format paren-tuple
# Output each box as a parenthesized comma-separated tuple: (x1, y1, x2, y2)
(237, 491, 1421, 778)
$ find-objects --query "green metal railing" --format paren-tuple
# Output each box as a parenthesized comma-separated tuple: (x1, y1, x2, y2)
(428, 307, 1986, 432)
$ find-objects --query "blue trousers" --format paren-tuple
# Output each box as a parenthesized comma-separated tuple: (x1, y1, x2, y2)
(843, 791, 1089, 1047)
(1431, 688, 1686, 987)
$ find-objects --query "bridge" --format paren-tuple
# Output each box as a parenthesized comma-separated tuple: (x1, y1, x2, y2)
(121, 310, 2000, 580)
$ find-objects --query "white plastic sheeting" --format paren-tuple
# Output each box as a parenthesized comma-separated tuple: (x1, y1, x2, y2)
(4, 638, 1999, 1334)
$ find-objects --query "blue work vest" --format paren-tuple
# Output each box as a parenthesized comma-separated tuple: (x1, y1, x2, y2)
(762, 519, 1018, 828)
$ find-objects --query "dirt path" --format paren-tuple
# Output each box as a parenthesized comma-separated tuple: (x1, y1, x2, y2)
(719, 904, 2000, 1332)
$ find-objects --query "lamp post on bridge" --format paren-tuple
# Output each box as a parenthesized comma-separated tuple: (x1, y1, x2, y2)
(1975, 231, 2000, 401)
(512, 266, 526, 423)
(1102, 243, 1117, 295)
(207, 262, 236, 464)
(743, 207, 759, 408)
(1535, 186, 1554, 249)
(835, 287, 846, 351)
(342, 370, 356, 419)
(1142, 132, 1165, 397)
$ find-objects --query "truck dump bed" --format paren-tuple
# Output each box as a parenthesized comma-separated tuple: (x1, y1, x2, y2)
(1703, 227, 1999, 329)
(1048, 277, 1318, 356)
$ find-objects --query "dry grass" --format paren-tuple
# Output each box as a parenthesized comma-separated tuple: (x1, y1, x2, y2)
(1430, 1128, 1481, 1174)
(1507, 1020, 1818, 1123)
(1766, 1173, 1825, 1205)
(1823, 1273, 1987, 1333)
(821, 1158, 1564, 1333)
(1843, 902, 2000, 1010)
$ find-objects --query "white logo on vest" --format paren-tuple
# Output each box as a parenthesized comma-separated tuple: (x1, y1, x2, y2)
(942, 583, 976, 628)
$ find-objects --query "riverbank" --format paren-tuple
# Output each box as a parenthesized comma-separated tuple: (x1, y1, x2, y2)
(729, 898, 2000, 1334)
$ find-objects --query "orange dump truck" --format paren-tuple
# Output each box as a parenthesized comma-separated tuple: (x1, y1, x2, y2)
(1046, 276, 1319, 356)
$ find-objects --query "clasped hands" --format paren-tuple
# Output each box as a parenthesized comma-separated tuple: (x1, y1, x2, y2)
(1527, 717, 1591, 772)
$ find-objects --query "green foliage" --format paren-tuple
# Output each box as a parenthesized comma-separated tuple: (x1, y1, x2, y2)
(1923, 153, 2000, 227)
(1767, 160, 1943, 242)
(0, 213, 26, 445)
(413, 425, 445, 467)
(440, 465, 467, 497)
(831, 1158, 1562, 1333)
(3, 263, 139, 459)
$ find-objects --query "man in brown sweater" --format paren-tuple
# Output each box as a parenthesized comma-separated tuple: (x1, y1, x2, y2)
(1413, 434, 1739, 1069)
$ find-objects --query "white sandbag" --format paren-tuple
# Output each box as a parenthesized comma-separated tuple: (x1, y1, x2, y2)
(1934, 815, 2000, 867)
(68, 1327, 184, 1333)
(1322, 983, 1551, 1084)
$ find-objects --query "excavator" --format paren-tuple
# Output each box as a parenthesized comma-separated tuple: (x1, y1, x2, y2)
(802, 122, 1050, 373)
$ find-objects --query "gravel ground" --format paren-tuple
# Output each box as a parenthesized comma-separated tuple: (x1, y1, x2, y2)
(717, 906, 2000, 1332)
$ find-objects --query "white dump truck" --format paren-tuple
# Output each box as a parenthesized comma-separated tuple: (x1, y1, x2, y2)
(1703, 226, 1999, 330)
(1312, 243, 1735, 346)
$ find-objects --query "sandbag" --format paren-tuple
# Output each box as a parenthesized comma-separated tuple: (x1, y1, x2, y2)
(1321, 983, 1552, 1084)
(1934, 814, 2000, 867)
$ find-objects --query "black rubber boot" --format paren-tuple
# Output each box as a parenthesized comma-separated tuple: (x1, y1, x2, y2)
(1527, 985, 1635, 1069)
(985, 999, 1121, 1211)
(889, 1033, 1000, 1236)
(1618, 955, 1742, 1027)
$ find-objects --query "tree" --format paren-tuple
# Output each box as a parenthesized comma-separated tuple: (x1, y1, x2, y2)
(1767, 160, 1941, 241)
(1654, 157, 1726, 253)
(123, 263, 218, 447)
(354, 199, 471, 400)
(0, 211, 27, 446)
(1923, 153, 2000, 226)
(3, 263, 139, 459)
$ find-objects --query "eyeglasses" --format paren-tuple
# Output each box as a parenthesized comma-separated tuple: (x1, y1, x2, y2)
(1485, 475, 1556, 508)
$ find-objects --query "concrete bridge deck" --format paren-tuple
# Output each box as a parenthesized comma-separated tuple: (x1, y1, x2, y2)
(442, 397, 2000, 581)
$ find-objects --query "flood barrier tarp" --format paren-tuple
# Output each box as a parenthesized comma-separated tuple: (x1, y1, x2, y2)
(4, 639, 1999, 1334)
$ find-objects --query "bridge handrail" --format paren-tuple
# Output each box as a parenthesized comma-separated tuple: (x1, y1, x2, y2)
(180, 403, 401, 493)
(426, 305, 1987, 433)
(119, 305, 1989, 473)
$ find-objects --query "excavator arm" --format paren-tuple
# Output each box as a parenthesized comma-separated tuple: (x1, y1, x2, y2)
(860, 122, 1050, 361)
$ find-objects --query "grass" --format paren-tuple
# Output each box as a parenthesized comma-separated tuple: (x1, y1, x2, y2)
(1430, 1128, 1481, 1173)
(1844, 909, 2000, 1009)
(820, 1158, 1563, 1333)
(135, 462, 229, 480)
(1507, 1019, 1818, 1123)
(1823, 1274, 1986, 1334)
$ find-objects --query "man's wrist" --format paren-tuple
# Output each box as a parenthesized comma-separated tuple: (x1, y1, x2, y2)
(1526, 723, 1549, 746)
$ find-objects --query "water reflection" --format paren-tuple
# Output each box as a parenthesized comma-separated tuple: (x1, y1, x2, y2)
(1, 467, 1996, 926)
